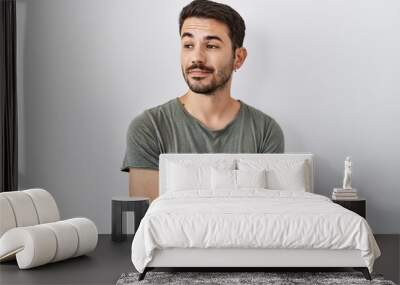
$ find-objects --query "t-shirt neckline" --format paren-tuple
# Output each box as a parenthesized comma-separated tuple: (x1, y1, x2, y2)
(175, 97, 243, 134)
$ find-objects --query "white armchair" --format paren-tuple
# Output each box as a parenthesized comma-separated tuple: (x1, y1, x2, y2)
(0, 188, 98, 269)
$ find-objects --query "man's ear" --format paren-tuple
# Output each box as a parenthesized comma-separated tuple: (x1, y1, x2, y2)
(234, 47, 248, 70)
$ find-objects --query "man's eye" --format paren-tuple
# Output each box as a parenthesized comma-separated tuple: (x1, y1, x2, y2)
(207, 45, 218, 49)
(184, 44, 193, 49)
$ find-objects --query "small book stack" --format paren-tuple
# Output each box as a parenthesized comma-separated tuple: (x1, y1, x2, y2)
(332, 188, 358, 200)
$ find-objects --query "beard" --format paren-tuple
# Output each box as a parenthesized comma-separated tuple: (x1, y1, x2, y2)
(182, 59, 235, 95)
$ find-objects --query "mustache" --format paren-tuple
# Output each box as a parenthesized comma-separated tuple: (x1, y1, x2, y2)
(186, 64, 214, 73)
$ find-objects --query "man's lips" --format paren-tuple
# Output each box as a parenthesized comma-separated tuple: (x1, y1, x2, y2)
(188, 69, 212, 76)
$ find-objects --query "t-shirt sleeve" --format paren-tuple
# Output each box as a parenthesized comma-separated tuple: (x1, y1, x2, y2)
(120, 111, 160, 172)
(261, 118, 285, 153)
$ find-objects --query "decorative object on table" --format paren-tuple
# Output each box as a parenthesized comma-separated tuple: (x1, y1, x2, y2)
(0, 188, 98, 269)
(112, 196, 149, 242)
(343, 156, 353, 189)
(332, 156, 358, 200)
(116, 271, 394, 285)
(332, 198, 366, 219)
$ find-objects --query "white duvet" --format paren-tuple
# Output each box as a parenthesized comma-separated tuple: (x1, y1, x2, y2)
(131, 189, 381, 273)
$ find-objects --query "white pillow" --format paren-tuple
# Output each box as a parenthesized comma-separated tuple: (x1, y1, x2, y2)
(237, 159, 308, 191)
(211, 168, 236, 190)
(166, 159, 235, 192)
(211, 168, 268, 190)
(237, 169, 267, 188)
(166, 162, 209, 191)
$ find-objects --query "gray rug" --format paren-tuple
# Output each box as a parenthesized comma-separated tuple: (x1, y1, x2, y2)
(116, 271, 397, 285)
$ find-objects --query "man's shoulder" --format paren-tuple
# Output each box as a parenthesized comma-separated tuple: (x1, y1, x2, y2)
(127, 98, 177, 130)
(241, 101, 284, 138)
(242, 101, 278, 125)
(241, 101, 285, 153)
(145, 97, 178, 115)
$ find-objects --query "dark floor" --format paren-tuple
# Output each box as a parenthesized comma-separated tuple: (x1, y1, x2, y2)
(0, 234, 399, 285)
(0, 235, 134, 285)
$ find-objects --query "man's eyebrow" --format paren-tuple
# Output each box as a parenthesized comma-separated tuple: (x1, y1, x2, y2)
(181, 32, 224, 43)
(205, 35, 224, 43)
(181, 32, 194, 39)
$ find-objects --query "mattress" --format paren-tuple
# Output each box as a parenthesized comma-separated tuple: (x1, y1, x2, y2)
(131, 189, 381, 273)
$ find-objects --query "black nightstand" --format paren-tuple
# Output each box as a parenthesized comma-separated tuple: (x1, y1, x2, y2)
(111, 196, 150, 242)
(332, 198, 366, 219)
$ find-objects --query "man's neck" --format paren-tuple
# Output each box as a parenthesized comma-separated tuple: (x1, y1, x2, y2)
(178, 88, 241, 130)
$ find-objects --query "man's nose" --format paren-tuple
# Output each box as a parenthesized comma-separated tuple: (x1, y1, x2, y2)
(191, 45, 206, 65)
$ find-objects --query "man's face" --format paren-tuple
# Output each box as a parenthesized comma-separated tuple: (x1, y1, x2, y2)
(180, 17, 236, 95)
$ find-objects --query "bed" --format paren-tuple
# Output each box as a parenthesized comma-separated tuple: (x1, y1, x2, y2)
(130, 153, 381, 281)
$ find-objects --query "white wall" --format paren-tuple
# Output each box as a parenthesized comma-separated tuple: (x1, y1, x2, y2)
(17, 0, 400, 234)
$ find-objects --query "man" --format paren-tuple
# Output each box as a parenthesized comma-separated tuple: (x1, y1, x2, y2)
(121, 0, 284, 201)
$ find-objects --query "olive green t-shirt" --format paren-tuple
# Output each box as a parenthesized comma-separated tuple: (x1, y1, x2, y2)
(121, 97, 284, 172)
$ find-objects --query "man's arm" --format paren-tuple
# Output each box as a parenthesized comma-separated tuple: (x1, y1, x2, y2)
(122, 111, 161, 202)
(261, 118, 285, 153)
(129, 168, 159, 202)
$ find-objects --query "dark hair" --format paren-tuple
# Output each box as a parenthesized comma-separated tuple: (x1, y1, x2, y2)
(179, 0, 246, 52)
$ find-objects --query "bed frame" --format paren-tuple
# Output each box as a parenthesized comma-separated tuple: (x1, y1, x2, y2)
(138, 153, 371, 281)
